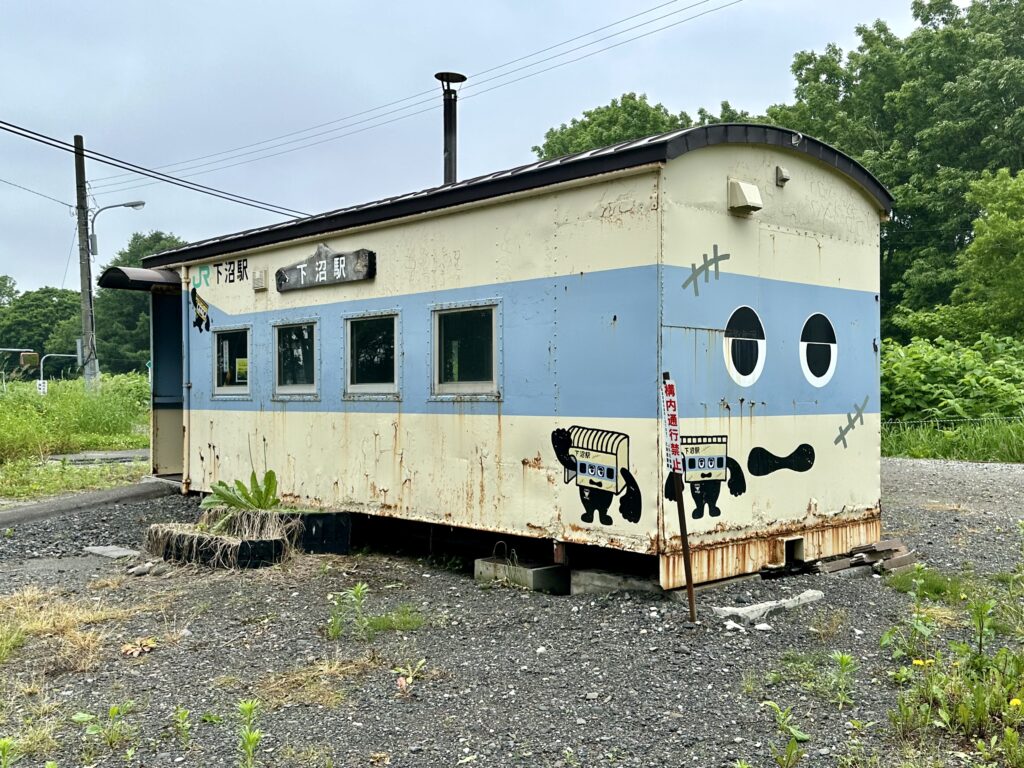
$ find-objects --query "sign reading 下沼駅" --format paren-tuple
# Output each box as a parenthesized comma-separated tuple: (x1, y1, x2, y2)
(275, 244, 376, 292)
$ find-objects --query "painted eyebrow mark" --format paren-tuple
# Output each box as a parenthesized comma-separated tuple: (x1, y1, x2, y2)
(834, 395, 870, 448)
(682, 243, 730, 297)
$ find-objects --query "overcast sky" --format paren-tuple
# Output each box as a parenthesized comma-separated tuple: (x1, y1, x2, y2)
(0, 0, 917, 292)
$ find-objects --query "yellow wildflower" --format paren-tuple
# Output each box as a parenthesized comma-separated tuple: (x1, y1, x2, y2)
(1011, 698, 1022, 707)
(925, 659, 935, 666)
(912, 659, 925, 666)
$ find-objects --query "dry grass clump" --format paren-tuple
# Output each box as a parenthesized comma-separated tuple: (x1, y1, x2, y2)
(258, 654, 379, 710)
(0, 585, 138, 669)
(87, 574, 127, 591)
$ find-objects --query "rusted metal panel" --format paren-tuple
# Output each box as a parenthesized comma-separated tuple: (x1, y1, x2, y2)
(659, 507, 881, 589)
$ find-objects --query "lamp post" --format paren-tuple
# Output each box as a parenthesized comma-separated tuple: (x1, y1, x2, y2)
(77, 195, 145, 387)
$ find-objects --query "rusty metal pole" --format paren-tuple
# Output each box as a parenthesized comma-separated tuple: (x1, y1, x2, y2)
(672, 470, 697, 622)
(663, 371, 696, 621)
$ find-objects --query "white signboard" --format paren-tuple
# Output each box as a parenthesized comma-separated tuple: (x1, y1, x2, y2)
(36, 379, 48, 396)
(661, 378, 681, 473)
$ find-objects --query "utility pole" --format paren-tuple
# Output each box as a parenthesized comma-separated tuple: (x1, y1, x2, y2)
(75, 135, 99, 387)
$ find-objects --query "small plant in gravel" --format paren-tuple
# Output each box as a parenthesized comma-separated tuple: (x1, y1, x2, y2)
(71, 700, 135, 750)
(881, 565, 938, 661)
(200, 470, 280, 534)
(0, 737, 21, 768)
(826, 651, 857, 709)
(171, 706, 191, 747)
(326, 582, 369, 640)
(392, 658, 427, 697)
(835, 719, 880, 768)
(769, 737, 806, 768)
(367, 604, 424, 635)
(236, 699, 263, 768)
(761, 700, 810, 743)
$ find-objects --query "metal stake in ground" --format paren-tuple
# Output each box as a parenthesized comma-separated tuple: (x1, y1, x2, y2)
(662, 372, 696, 621)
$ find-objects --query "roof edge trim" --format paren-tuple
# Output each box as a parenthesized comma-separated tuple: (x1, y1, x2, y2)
(144, 123, 892, 269)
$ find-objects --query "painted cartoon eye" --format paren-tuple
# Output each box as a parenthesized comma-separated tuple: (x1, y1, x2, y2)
(723, 306, 766, 387)
(800, 313, 837, 387)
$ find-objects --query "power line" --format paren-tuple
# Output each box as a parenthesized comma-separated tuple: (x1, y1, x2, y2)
(462, 1, 744, 103)
(0, 121, 308, 218)
(90, 0, 721, 191)
(0, 175, 72, 209)
(89, 0, 705, 185)
(60, 225, 78, 289)
(92, 0, 737, 194)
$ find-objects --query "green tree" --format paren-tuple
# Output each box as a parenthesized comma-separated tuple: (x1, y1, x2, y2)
(0, 287, 80, 373)
(531, 93, 694, 160)
(0, 275, 17, 307)
(897, 168, 1024, 339)
(764, 0, 1024, 336)
(93, 231, 185, 374)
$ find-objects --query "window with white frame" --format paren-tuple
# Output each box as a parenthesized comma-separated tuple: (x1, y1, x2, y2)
(346, 314, 397, 395)
(275, 322, 317, 395)
(214, 328, 249, 395)
(433, 305, 497, 395)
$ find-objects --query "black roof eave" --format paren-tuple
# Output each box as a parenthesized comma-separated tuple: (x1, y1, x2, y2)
(143, 124, 892, 269)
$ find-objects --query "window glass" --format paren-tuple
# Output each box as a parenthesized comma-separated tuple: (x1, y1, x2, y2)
(439, 308, 493, 384)
(350, 316, 395, 387)
(215, 330, 248, 390)
(276, 323, 316, 389)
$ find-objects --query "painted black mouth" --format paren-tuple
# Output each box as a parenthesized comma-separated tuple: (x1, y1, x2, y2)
(747, 444, 815, 476)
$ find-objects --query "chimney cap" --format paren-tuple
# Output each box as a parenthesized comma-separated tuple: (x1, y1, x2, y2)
(434, 71, 467, 87)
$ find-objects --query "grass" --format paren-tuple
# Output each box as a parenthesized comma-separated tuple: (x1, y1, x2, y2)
(0, 586, 140, 670)
(366, 604, 424, 634)
(259, 655, 378, 710)
(0, 459, 148, 500)
(885, 566, 972, 604)
(0, 374, 149, 464)
(883, 419, 1024, 463)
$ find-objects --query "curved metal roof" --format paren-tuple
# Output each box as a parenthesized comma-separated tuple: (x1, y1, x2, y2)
(143, 123, 893, 268)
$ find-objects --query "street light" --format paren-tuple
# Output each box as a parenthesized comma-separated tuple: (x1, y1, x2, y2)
(79, 199, 145, 385)
(89, 200, 145, 255)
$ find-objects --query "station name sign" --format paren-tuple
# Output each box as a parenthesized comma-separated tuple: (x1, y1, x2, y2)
(275, 244, 376, 292)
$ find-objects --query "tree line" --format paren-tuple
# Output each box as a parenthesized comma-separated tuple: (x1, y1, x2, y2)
(534, 0, 1024, 344)
(0, 232, 184, 378)
(5, 1, 1020, 381)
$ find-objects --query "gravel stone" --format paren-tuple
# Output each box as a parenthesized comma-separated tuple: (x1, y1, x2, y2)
(0, 458, 1018, 766)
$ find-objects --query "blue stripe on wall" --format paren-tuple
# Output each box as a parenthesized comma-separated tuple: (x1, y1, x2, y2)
(187, 265, 878, 419)
(661, 266, 880, 418)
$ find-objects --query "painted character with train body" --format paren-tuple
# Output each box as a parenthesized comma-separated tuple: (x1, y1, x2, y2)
(664, 435, 746, 519)
(551, 426, 642, 526)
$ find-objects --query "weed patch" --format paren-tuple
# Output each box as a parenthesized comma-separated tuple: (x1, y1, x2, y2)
(0, 375, 149, 465)
(0, 586, 140, 669)
(259, 655, 378, 710)
(0, 459, 147, 500)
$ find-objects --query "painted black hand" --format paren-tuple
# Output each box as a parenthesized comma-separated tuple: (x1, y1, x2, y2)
(618, 468, 642, 523)
(551, 428, 577, 472)
(726, 456, 746, 496)
(663, 474, 677, 501)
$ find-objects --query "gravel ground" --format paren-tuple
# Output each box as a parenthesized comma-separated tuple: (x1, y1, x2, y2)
(0, 458, 1020, 768)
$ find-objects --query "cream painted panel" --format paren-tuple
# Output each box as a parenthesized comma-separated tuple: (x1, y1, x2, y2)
(187, 410, 662, 556)
(661, 413, 881, 551)
(188, 171, 660, 316)
(662, 145, 881, 292)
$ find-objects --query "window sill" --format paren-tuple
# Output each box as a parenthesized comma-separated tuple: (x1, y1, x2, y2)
(272, 391, 320, 402)
(212, 391, 252, 401)
(429, 392, 502, 403)
(343, 392, 401, 402)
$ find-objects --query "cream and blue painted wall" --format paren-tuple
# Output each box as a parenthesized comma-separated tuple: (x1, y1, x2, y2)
(178, 144, 884, 584)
